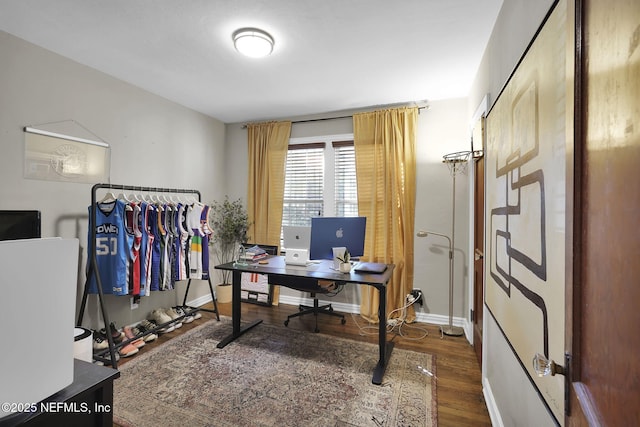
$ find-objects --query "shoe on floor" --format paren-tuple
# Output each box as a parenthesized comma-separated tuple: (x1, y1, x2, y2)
(119, 343, 139, 358)
(123, 326, 146, 348)
(137, 320, 160, 339)
(92, 333, 109, 351)
(173, 306, 194, 324)
(132, 324, 157, 342)
(148, 310, 175, 333)
(98, 322, 125, 344)
(163, 307, 183, 329)
(92, 346, 120, 365)
(180, 306, 202, 320)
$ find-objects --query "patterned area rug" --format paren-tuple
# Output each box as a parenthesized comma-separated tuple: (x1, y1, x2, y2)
(114, 317, 437, 427)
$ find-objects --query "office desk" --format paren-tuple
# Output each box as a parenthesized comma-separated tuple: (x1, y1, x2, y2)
(215, 256, 395, 385)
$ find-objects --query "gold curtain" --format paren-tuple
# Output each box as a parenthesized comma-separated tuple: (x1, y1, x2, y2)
(246, 121, 292, 305)
(353, 107, 417, 323)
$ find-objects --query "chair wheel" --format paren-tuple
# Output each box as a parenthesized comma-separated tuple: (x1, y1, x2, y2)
(314, 328, 320, 333)
(341, 318, 346, 325)
(284, 320, 289, 327)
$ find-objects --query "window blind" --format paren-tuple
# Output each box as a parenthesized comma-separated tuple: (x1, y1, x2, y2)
(282, 144, 324, 226)
(334, 142, 358, 217)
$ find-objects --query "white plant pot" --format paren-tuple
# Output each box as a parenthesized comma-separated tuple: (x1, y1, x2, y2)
(339, 262, 352, 273)
(216, 283, 233, 303)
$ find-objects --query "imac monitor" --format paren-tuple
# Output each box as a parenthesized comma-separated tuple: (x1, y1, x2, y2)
(309, 216, 366, 261)
(0, 210, 41, 241)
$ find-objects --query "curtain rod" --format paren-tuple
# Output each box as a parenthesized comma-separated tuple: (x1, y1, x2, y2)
(241, 105, 427, 129)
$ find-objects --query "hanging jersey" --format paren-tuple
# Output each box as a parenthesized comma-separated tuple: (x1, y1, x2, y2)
(137, 202, 149, 295)
(148, 204, 161, 292)
(181, 203, 192, 279)
(188, 203, 204, 279)
(161, 204, 174, 290)
(87, 199, 133, 296)
(201, 204, 213, 280)
(140, 202, 154, 296)
(172, 203, 189, 281)
(126, 203, 142, 296)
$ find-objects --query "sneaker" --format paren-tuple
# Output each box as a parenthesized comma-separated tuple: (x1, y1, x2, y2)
(182, 306, 202, 320)
(145, 318, 175, 335)
(132, 325, 157, 342)
(92, 333, 109, 351)
(123, 326, 146, 348)
(98, 322, 125, 344)
(93, 328, 123, 349)
(137, 319, 159, 335)
(92, 346, 120, 365)
(163, 307, 183, 329)
(148, 310, 175, 333)
(119, 343, 139, 358)
(104, 351, 121, 366)
(173, 306, 194, 324)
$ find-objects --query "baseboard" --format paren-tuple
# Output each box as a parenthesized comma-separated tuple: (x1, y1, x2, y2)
(185, 293, 213, 309)
(483, 376, 504, 427)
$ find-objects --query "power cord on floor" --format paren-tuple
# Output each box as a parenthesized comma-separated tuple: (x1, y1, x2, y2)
(349, 293, 429, 340)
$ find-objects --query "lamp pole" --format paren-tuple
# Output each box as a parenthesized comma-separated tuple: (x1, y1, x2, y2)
(417, 230, 464, 336)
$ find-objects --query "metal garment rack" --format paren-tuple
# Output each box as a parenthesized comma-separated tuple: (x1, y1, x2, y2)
(77, 183, 220, 368)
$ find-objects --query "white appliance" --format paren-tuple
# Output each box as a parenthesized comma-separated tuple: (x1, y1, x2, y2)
(283, 226, 311, 266)
(0, 238, 79, 420)
(285, 248, 310, 266)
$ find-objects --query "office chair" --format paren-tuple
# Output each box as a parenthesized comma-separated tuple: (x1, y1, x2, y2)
(284, 282, 346, 333)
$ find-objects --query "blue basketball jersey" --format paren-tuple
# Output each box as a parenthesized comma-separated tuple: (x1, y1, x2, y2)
(87, 199, 133, 296)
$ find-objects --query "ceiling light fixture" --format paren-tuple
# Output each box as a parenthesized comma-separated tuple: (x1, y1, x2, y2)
(232, 28, 274, 58)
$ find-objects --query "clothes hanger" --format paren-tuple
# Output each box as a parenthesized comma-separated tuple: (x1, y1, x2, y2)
(117, 192, 132, 202)
(98, 191, 117, 203)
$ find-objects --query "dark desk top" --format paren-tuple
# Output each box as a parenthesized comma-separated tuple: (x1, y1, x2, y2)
(215, 256, 394, 286)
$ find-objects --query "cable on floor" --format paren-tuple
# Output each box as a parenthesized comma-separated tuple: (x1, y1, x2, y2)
(349, 294, 429, 340)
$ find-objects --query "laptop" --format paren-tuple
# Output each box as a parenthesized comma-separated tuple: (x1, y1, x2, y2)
(283, 226, 311, 266)
(353, 262, 388, 274)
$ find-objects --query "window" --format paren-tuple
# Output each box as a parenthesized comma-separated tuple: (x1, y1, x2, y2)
(281, 135, 357, 245)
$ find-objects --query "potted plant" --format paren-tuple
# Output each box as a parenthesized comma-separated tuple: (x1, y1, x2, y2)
(209, 196, 250, 302)
(336, 248, 352, 273)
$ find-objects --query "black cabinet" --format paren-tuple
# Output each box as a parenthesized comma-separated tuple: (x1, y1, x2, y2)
(0, 359, 119, 427)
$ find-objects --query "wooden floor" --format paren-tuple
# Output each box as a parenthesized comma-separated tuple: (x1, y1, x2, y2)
(116, 301, 492, 427)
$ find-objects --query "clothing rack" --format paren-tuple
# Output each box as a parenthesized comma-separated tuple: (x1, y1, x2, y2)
(77, 183, 220, 368)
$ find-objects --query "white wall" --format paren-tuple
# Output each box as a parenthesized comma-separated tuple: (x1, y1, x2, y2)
(225, 101, 471, 323)
(467, 0, 558, 426)
(0, 31, 227, 330)
(415, 98, 471, 324)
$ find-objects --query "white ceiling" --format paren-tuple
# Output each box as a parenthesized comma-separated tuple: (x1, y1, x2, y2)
(0, 0, 503, 124)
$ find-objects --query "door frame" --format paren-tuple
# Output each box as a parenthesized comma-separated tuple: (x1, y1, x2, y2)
(466, 94, 489, 348)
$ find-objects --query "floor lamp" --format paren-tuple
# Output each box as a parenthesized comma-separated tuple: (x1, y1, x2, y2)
(417, 150, 470, 337)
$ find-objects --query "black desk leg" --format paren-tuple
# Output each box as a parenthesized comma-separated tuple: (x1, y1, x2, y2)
(217, 269, 262, 348)
(372, 283, 393, 385)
